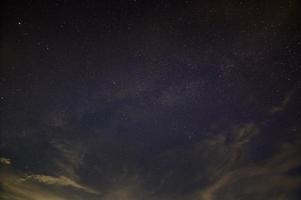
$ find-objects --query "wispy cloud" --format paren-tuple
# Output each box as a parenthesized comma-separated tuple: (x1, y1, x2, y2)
(0, 141, 100, 200)
(0, 171, 68, 200)
(269, 83, 300, 113)
(270, 91, 293, 113)
(49, 140, 86, 179)
(23, 174, 99, 194)
(198, 134, 301, 200)
(0, 167, 100, 200)
(0, 157, 11, 165)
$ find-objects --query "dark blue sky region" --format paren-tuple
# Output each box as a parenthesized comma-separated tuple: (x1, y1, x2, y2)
(1, 1, 301, 200)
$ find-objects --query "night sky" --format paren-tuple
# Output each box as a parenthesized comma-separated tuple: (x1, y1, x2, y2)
(1, 0, 301, 199)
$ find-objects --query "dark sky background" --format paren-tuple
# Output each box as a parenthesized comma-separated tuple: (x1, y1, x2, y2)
(1, 0, 301, 199)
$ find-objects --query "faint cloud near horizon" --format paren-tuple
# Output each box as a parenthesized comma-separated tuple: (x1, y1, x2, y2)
(0, 157, 11, 165)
